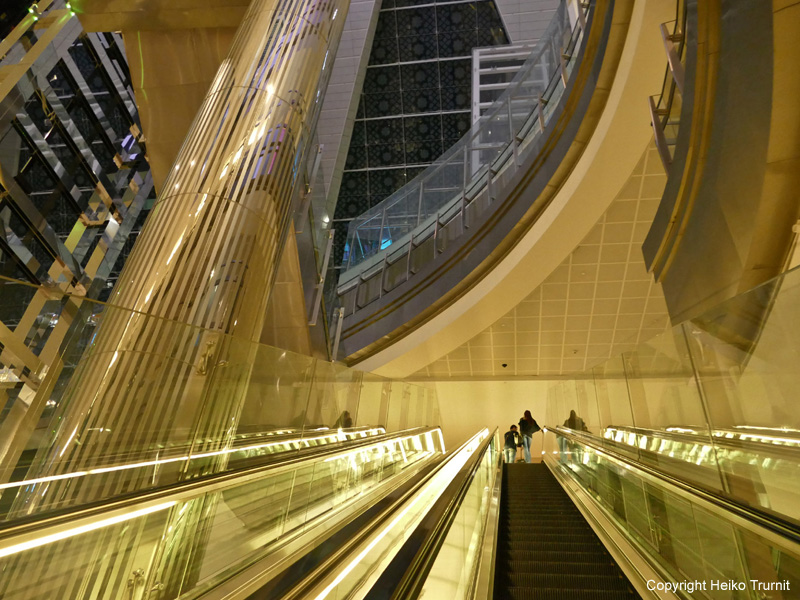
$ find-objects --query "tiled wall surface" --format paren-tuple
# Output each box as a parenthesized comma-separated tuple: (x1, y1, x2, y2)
(414, 142, 672, 378)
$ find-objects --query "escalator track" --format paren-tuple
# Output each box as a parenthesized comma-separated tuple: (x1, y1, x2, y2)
(494, 463, 640, 600)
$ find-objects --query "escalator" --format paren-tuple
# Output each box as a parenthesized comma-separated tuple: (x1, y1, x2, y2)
(3, 426, 797, 599)
(493, 464, 640, 600)
(0, 426, 448, 599)
(354, 429, 799, 600)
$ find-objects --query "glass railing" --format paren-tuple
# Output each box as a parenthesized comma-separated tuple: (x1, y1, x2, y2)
(337, 0, 589, 313)
(0, 276, 440, 518)
(0, 426, 445, 600)
(546, 430, 800, 600)
(649, 0, 686, 171)
(546, 265, 800, 526)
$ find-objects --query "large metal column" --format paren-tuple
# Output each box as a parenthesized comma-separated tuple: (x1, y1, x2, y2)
(18, 0, 350, 511)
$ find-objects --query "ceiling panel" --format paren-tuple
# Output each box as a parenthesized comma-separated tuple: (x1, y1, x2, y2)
(411, 141, 673, 380)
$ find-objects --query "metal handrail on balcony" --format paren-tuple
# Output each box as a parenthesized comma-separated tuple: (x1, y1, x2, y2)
(336, 0, 590, 316)
(648, 0, 688, 171)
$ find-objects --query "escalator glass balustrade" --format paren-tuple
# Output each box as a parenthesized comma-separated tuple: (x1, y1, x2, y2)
(546, 429, 800, 600)
(0, 278, 440, 520)
(0, 427, 445, 599)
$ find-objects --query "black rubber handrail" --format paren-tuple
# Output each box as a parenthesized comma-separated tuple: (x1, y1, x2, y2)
(553, 427, 800, 546)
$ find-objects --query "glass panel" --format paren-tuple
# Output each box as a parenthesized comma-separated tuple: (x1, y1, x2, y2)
(620, 327, 723, 492)
(547, 267, 800, 525)
(686, 272, 800, 521)
(547, 431, 799, 600)
(0, 427, 446, 599)
(339, 0, 583, 281)
(421, 434, 498, 599)
(312, 429, 489, 600)
(0, 278, 440, 520)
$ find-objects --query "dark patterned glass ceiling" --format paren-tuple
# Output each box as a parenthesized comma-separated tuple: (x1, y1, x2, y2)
(333, 0, 509, 265)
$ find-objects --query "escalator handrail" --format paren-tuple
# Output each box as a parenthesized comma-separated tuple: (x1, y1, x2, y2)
(265, 432, 495, 599)
(552, 426, 800, 547)
(600, 423, 800, 460)
(363, 428, 497, 600)
(0, 426, 442, 547)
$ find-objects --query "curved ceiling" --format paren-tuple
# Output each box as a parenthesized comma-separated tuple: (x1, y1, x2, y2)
(413, 140, 672, 379)
(354, 0, 676, 378)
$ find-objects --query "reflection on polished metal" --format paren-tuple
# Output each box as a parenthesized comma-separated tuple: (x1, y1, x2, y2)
(0, 426, 444, 599)
(0, 2, 155, 489)
(19, 0, 351, 510)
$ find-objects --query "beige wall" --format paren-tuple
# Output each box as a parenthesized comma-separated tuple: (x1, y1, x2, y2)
(434, 380, 554, 456)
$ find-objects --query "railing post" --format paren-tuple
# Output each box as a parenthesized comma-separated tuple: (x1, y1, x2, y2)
(379, 254, 388, 298)
(433, 211, 440, 258)
(308, 228, 334, 325)
(295, 144, 324, 233)
(487, 166, 494, 204)
(345, 224, 355, 271)
(660, 21, 685, 94)
(407, 233, 414, 277)
(507, 100, 519, 168)
(559, 47, 568, 88)
(648, 95, 671, 171)
(377, 207, 387, 256)
(417, 180, 424, 226)
(537, 94, 546, 132)
(461, 145, 469, 230)
(331, 307, 344, 362)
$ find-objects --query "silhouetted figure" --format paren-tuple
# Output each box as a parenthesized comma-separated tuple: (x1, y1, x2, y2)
(563, 409, 588, 432)
(334, 410, 353, 429)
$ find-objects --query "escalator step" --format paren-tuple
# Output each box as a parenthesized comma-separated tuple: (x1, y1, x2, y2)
(505, 561, 620, 576)
(503, 550, 609, 563)
(504, 527, 598, 537)
(499, 540, 604, 554)
(494, 463, 640, 599)
(503, 587, 639, 600)
(503, 573, 632, 591)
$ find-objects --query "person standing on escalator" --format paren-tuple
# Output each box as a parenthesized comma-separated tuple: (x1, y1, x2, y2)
(503, 425, 521, 463)
(518, 410, 541, 463)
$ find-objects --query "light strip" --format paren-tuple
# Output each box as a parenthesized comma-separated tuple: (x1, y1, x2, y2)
(322, 432, 431, 463)
(1, 428, 388, 491)
(88, 455, 189, 474)
(314, 428, 484, 600)
(0, 471, 87, 491)
(0, 501, 177, 559)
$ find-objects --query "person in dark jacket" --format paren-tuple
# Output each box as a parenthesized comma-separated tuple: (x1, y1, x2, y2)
(518, 410, 541, 463)
(334, 410, 353, 429)
(503, 425, 521, 463)
(563, 409, 588, 432)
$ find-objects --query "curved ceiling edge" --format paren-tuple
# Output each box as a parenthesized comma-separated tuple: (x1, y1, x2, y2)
(352, 0, 673, 378)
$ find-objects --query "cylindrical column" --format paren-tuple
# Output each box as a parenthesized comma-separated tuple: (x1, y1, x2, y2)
(18, 0, 350, 511)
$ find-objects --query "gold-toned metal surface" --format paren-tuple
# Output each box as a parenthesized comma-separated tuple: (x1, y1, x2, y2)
(122, 26, 238, 192)
(20, 0, 351, 508)
(72, 0, 250, 32)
